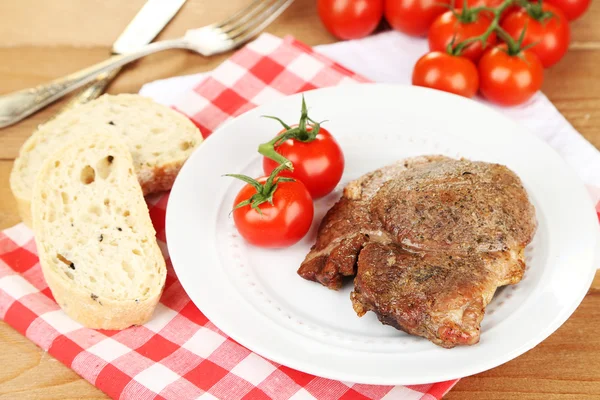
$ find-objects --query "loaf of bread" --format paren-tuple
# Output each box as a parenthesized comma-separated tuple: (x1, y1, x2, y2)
(11, 93, 202, 227)
(31, 133, 167, 330)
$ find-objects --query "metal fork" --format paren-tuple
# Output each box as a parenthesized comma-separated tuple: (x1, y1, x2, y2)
(0, 0, 293, 129)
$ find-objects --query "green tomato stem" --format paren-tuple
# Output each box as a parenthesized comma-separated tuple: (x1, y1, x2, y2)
(226, 162, 293, 212)
(263, 162, 291, 193)
(449, 0, 526, 58)
(226, 96, 323, 213)
(258, 95, 323, 168)
(258, 133, 295, 171)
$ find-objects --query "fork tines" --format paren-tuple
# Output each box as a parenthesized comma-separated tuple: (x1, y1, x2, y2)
(217, 0, 294, 46)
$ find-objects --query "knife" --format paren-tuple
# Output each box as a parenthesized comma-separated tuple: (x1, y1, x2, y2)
(58, 0, 187, 113)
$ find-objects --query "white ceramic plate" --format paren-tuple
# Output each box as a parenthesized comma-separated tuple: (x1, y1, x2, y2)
(166, 84, 598, 385)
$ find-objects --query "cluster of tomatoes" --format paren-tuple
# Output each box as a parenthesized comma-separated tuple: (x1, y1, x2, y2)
(317, 0, 589, 105)
(228, 98, 344, 248)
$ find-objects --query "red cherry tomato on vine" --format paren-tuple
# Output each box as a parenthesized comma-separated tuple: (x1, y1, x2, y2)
(466, 0, 504, 7)
(428, 10, 497, 62)
(412, 51, 479, 98)
(478, 44, 544, 106)
(263, 126, 345, 199)
(384, 0, 451, 37)
(233, 177, 314, 248)
(545, 0, 590, 21)
(317, 0, 384, 40)
(501, 3, 571, 68)
(466, 0, 518, 20)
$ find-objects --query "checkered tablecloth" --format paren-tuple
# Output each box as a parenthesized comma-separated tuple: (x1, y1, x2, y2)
(0, 35, 457, 400)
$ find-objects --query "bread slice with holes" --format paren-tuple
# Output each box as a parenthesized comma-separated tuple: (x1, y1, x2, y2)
(31, 133, 167, 330)
(11, 93, 202, 227)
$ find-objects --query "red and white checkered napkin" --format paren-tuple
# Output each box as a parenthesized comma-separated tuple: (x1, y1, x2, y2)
(0, 34, 458, 400)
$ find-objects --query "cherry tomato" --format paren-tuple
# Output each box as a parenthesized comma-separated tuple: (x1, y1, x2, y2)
(428, 10, 496, 62)
(317, 0, 384, 40)
(466, 0, 504, 7)
(466, 0, 518, 20)
(412, 51, 479, 98)
(545, 0, 590, 20)
(233, 177, 314, 248)
(384, 0, 451, 37)
(478, 44, 544, 106)
(501, 4, 571, 68)
(263, 126, 345, 199)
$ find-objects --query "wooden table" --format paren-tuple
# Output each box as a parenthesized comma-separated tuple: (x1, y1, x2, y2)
(1, 0, 599, 398)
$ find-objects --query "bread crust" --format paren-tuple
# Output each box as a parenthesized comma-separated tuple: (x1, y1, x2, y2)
(15, 194, 33, 228)
(10, 93, 201, 227)
(43, 259, 164, 330)
(138, 160, 185, 196)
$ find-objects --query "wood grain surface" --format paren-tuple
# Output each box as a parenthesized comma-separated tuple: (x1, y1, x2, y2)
(0, 0, 599, 399)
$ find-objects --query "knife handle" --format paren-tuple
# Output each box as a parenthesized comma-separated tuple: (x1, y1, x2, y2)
(58, 68, 121, 115)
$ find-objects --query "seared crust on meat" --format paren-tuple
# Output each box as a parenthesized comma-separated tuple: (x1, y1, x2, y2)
(298, 156, 537, 348)
(298, 156, 446, 289)
(370, 159, 536, 255)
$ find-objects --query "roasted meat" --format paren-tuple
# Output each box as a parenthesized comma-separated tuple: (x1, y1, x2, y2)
(298, 156, 537, 348)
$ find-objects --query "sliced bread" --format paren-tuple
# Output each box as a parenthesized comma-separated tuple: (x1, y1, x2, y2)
(11, 93, 202, 227)
(31, 133, 167, 330)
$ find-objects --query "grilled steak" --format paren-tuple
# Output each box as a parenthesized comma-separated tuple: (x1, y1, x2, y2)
(298, 156, 537, 348)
